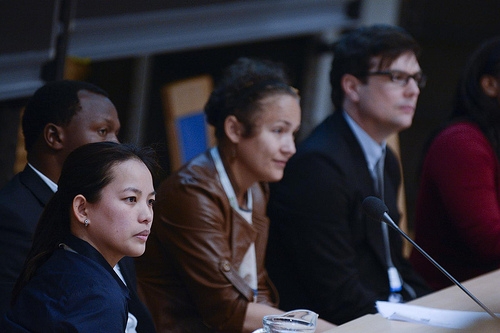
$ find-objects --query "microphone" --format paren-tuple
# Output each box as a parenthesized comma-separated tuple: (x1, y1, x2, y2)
(362, 196, 499, 319)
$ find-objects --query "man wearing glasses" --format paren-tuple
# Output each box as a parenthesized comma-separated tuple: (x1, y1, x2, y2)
(266, 25, 431, 325)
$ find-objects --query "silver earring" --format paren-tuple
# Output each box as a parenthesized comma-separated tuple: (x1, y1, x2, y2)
(84, 219, 89, 227)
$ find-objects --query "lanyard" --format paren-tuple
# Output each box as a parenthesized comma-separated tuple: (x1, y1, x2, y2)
(210, 147, 252, 212)
(210, 147, 257, 301)
(374, 151, 403, 298)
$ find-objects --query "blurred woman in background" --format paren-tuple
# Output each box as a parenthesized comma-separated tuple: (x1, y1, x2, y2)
(136, 57, 333, 333)
(411, 37, 500, 290)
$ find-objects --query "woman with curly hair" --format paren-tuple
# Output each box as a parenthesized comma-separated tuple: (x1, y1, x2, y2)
(136, 58, 334, 332)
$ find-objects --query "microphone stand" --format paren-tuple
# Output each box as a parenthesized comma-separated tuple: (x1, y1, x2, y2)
(382, 212, 499, 320)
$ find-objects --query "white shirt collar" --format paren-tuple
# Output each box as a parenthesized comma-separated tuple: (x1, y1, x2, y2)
(28, 163, 58, 193)
(342, 111, 386, 173)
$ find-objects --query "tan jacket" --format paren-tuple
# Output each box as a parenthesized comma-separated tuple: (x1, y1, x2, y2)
(136, 151, 279, 333)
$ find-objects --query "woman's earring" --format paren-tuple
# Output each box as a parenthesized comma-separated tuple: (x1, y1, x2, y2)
(84, 219, 89, 227)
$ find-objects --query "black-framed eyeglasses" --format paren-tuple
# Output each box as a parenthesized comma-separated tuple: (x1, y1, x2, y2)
(367, 70, 427, 88)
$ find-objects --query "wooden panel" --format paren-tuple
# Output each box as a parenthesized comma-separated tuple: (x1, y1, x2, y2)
(161, 75, 214, 171)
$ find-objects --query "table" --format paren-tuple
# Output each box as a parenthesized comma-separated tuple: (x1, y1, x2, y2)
(324, 269, 500, 332)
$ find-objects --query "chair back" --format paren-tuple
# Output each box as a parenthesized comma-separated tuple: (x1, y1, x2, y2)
(161, 75, 215, 172)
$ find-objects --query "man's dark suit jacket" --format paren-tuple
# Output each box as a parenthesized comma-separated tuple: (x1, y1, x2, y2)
(0, 165, 156, 332)
(266, 111, 430, 325)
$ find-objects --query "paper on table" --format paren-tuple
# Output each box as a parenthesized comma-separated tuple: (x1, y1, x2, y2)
(376, 301, 497, 329)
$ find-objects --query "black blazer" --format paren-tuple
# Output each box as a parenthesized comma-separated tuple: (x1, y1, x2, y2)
(0, 166, 156, 332)
(0, 165, 52, 315)
(266, 111, 430, 325)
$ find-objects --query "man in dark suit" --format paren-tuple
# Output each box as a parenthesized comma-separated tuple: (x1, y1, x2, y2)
(266, 25, 431, 325)
(0, 80, 156, 332)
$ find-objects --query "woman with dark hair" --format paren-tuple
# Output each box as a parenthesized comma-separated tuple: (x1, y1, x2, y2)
(3, 142, 157, 332)
(136, 58, 334, 332)
(410, 37, 500, 291)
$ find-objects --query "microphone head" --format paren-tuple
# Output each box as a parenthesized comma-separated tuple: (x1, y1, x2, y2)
(362, 196, 389, 221)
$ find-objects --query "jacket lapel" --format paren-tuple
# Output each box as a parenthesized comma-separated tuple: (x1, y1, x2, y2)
(334, 113, 391, 268)
(19, 165, 55, 206)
